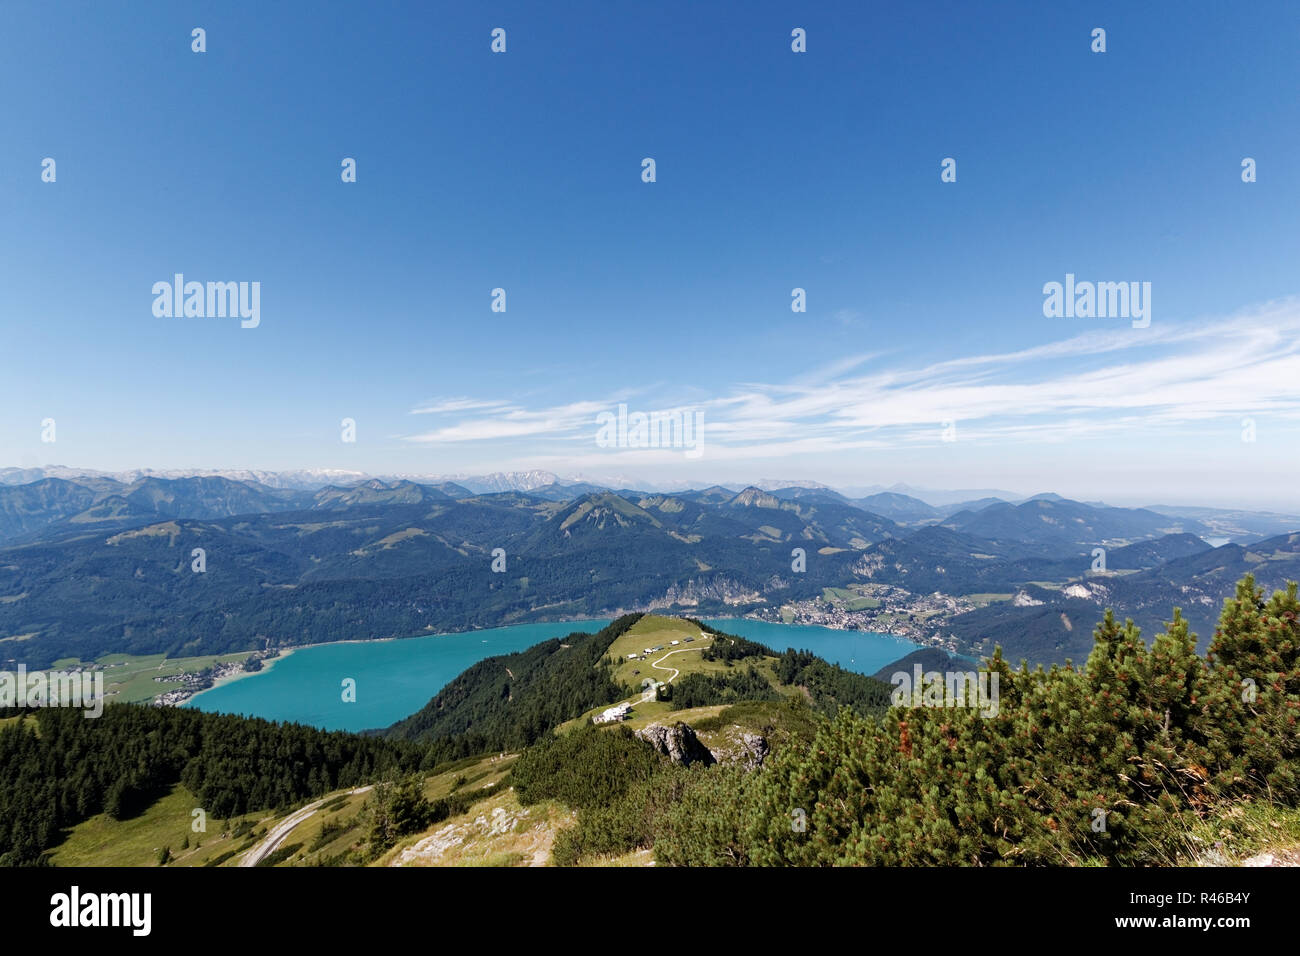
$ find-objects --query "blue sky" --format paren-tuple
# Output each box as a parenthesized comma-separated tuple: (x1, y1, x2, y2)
(2, 1, 1298, 508)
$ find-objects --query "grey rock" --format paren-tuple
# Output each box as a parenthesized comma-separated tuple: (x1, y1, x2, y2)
(635, 722, 716, 767)
(737, 732, 769, 769)
(709, 731, 769, 769)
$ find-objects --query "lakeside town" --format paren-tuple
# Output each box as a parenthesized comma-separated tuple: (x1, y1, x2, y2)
(748, 583, 984, 656)
(152, 650, 280, 706)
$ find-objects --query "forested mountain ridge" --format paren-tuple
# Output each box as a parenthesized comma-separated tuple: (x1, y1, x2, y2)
(0, 703, 429, 866)
(0, 475, 1295, 669)
(382, 614, 643, 753)
(383, 614, 894, 750)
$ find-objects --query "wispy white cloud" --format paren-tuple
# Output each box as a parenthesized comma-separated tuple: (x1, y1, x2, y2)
(410, 397, 514, 415)
(405, 399, 612, 443)
(400, 299, 1300, 460)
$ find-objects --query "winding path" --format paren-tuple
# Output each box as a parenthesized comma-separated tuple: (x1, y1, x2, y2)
(238, 785, 371, 867)
(648, 644, 711, 685)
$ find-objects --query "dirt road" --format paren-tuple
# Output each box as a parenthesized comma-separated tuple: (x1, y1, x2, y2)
(238, 785, 371, 867)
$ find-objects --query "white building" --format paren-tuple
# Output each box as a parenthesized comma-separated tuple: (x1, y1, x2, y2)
(593, 702, 633, 725)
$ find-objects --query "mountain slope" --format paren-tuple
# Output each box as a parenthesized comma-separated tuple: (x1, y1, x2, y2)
(383, 615, 642, 749)
(853, 492, 942, 523)
(0, 478, 101, 541)
(940, 497, 1212, 550)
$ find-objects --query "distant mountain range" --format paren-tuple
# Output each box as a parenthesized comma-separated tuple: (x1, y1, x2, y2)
(0, 465, 374, 491)
(5, 465, 1296, 539)
(0, 471, 1297, 671)
(0, 465, 570, 495)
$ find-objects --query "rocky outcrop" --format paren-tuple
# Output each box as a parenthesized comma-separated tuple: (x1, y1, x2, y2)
(736, 732, 769, 769)
(635, 722, 716, 767)
(708, 731, 770, 770)
(637, 721, 772, 770)
(645, 577, 764, 610)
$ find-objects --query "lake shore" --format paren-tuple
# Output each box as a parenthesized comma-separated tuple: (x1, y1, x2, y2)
(185, 646, 299, 705)
(182, 620, 614, 707)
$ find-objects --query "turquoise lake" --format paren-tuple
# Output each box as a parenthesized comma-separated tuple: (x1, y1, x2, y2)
(184, 618, 919, 732)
